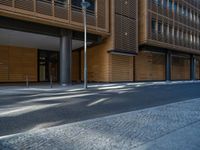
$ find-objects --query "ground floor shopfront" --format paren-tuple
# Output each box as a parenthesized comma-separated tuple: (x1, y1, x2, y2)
(1, 44, 200, 84)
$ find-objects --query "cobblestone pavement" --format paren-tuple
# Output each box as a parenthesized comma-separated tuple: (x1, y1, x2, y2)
(0, 98, 200, 150)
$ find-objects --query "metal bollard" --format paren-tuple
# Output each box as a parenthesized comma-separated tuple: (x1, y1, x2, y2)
(26, 75, 29, 88)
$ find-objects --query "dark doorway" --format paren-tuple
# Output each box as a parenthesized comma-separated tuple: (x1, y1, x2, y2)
(38, 50, 59, 82)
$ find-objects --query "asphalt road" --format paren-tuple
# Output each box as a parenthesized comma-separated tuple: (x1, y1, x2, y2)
(0, 82, 200, 136)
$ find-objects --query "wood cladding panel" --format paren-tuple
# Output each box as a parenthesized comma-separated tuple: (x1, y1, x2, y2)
(15, 0, 34, 12)
(0, 46, 9, 82)
(135, 51, 165, 81)
(195, 58, 200, 80)
(0, 46, 37, 82)
(138, 0, 147, 44)
(110, 55, 133, 82)
(54, 5, 68, 20)
(79, 38, 112, 82)
(72, 51, 80, 82)
(97, 0, 106, 29)
(171, 56, 190, 80)
(36, 0, 52, 16)
(115, 14, 137, 52)
(0, 0, 109, 35)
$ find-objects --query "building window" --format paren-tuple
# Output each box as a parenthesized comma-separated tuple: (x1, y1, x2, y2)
(158, 0, 162, 6)
(152, 19, 157, 33)
(174, 2, 177, 14)
(169, 0, 172, 11)
(163, 0, 167, 9)
(72, 0, 95, 14)
(164, 23, 168, 37)
(158, 21, 162, 34)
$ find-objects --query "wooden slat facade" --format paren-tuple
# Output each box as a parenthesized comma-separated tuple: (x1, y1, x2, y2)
(135, 51, 165, 81)
(0, 0, 110, 36)
(110, 54, 133, 82)
(72, 51, 80, 82)
(138, 0, 200, 55)
(196, 58, 200, 80)
(171, 55, 190, 80)
(0, 45, 37, 82)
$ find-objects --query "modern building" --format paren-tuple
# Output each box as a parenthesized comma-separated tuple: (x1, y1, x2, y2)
(0, 0, 199, 85)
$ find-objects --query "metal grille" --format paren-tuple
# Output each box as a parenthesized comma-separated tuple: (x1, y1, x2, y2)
(36, 0, 52, 16)
(115, 0, 137, 19)
(115, 14, 137, 52)
(0, 0, 12, 6)
(15, 0, 34, 12)
(54, 1, 68, 20)
(71, 10, 83, 23)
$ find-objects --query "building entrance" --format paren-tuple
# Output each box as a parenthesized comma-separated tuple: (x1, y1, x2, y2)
(38, 50, 59, 82)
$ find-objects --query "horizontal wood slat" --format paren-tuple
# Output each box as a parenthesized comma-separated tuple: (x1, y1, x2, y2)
(171, 56, 190, 80)
(0, 0, 109, 33)
(0, 45, 37, 82)
(110, 54, 133, 82)
(0, 46, 9, 82)
(135, 51, 165, 81)
(15, 0, 34, 12)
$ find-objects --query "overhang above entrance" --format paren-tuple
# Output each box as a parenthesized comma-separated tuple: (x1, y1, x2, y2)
(0, 28, 92, 51)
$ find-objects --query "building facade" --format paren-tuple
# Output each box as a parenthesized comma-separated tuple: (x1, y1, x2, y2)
(0, 0, 199, 84)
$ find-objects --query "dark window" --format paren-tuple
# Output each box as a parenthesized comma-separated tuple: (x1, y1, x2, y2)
(158, 0, 161, 6)
(174, 2, 177, 14)
(169, 0, 172, 11)
(164, 24, 168, 37)
(72, 0, 95, 13)
(163, 0, 167, 9)
(152, 19, 156, 33)
(158, 22, 162, 34)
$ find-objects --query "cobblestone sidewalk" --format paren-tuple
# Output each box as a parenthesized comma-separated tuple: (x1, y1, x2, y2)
(1, 98, 200, 150)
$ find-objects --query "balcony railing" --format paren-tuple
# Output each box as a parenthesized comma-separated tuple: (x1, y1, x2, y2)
(0, 0, 108, 33)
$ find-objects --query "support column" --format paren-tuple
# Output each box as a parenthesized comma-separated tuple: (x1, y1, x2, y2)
(190, 54, 195, 80)
(166, 51, 171, 81)
(60, 29, 72, 86)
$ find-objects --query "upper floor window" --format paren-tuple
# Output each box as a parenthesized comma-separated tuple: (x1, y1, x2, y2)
(152, 19, 157, 33)
(163, 0, 167, 9)
(169, 0, 172, 11)
(158, 21, 162, 34)
(174, 2, 177, 14)
(157, 0, 162, 6)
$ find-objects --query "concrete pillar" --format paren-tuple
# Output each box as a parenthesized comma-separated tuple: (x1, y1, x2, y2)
(190, 55, 195, 80)
(60, 29, 72, 86)
(166, 51, 171, 81)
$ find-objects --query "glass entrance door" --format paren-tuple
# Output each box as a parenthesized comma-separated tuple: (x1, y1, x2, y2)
(38, 50, 59, 82)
